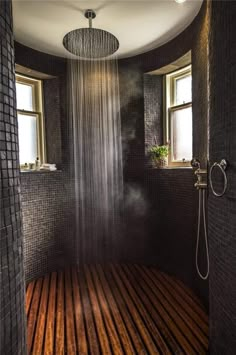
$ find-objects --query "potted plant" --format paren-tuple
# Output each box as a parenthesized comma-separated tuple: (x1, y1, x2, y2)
(148, 144, 169, 168)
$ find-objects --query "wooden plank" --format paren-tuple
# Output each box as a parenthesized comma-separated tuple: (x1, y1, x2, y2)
(122, 264, 183, 354)
(26, 267, 209, 354)
(89, 265, 123, 354)
(114, 265, 174, 354)
(94, 265, 136, 354)
(135, 265, 205, 354)
(160, 271, 208, 323)
(71, 268, 88, 355)
(32, 274, 50, 354)
(78, 269, 100, 355)
(26, 280, 35, 317)
(27, 278, 43, 354)
(65, 269, 77, 355)
(98, 265, 146, 354)
(109, 264, 161, 354)
(55, 271, 64, 355)
(84, 265, 112, 355)
(44, 272, 57, 355)
(154, 270, 209, 338)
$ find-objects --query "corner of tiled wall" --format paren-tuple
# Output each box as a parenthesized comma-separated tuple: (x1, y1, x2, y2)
(0, 1, 26, 354)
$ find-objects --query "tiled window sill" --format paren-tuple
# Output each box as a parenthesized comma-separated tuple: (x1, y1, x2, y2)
(147, 166, 192, 170)
(20, 170, 62, 174)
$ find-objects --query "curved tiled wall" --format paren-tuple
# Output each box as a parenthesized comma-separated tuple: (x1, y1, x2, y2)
(14, 44, 75, 283)
(119, 1, 209, 307)
(208, 2, 236, 353)
(0, 1, 26, 354)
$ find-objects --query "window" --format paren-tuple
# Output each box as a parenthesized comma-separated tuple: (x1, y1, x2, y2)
(165, 65, 192, 166)
(16, 74, 46, 167)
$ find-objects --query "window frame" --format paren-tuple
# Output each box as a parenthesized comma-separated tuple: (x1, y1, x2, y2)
(16, 73, 46, 167)
(164, 65, 192, 167)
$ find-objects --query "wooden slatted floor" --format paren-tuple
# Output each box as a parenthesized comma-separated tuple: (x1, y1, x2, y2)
(26, 264, 209, 354)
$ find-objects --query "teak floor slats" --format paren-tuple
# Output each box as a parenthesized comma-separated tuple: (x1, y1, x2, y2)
(26, 265, 209, 355)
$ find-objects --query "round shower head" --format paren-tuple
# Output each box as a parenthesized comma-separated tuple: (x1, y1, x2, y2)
(63, 9, 119, 59)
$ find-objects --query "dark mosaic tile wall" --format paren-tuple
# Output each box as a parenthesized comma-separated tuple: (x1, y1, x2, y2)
(145, 170, 195, 270)
(119, 63, 149, 263)
(0, 1, 26, 353)
(144, 168, 208, 304)
(119, 1, 209, 307)
(144, 74, 163, 150)
(192, 0, 210, 168)
(208, 2, 236, 353)
(43, 78, 62, 168)
(119, 62, 145, 183)
(15, 42, 66, 77)
(14, 43, 76, 283)
(20, 172, 75, 283)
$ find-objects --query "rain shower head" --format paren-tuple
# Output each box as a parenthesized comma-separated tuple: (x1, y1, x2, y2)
(63, 9, 119, 59)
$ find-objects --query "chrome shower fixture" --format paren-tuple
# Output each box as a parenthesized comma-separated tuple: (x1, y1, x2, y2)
(194, 169, 207, 190)
(63, 9, 119, 59)
(191, 157, 209, 280)
(191, 158, 207, 190)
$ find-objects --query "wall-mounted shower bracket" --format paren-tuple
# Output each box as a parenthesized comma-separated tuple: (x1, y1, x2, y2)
(191, 158, 208, 190)
(191, 158, 209, 280)
(194, 168, 207, 190)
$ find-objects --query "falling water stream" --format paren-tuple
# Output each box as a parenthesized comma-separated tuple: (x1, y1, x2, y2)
(68, 55, 123, 263)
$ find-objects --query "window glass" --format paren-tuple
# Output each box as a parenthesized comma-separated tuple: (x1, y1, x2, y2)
(18, 113, 37, 164)
(16, 82, 34, 111)
(171, 106, 192, 162)
(16, 73, 45, 167)
(175, 74, 192, 105)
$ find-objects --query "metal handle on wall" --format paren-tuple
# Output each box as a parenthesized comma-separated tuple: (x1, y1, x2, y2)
(209, 159, 228, 197)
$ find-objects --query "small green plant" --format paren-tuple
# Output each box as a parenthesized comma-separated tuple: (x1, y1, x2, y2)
(148, 144, 169, 168)
(148, 145, 169, 159)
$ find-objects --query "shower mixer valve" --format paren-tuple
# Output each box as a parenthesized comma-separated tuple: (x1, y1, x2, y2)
(191, 158, 207, 189)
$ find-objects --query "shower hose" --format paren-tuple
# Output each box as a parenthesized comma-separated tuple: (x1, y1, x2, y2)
(196, 189, 209, 280)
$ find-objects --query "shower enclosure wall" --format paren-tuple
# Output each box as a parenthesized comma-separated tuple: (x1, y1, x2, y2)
(0, 2, 26, 354)
(120, 1, 210, 306)
(208, 2, 236, 352)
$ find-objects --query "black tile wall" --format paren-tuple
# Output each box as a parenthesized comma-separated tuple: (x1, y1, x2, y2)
(43, 78, 62, 167)
(208, 2, 236, 353)
(14, 44, 76, 282)
(144, 169, 195, 268)
(119, 1, 209, 307)
(144, 168, 208, 303)
(192, 1, 210, 168)
(144, 74, 163, 150)
(119, 62, 145, 183)
(0, 1, 26, 353)
(20, 171, 75, 283)
(15, 42, 66, 77)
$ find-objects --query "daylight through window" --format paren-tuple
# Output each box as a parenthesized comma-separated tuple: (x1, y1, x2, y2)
(16, 74, 45, 166)
(165, 65, 192, 166)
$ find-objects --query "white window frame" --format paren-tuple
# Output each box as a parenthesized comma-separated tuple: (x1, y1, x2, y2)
(16, 74, 46, 167)
(164, 65, 192, 167)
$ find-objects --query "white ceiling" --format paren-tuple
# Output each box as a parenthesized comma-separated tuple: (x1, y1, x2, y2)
(12, 0, 203, 59)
